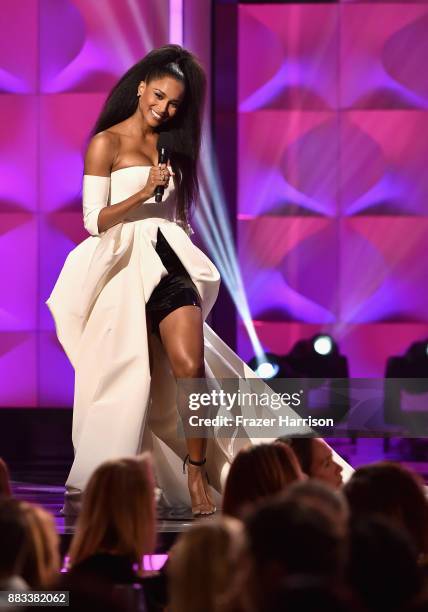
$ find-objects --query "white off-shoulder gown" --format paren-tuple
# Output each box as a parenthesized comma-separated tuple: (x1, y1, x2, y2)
(46, 166, 353, 508)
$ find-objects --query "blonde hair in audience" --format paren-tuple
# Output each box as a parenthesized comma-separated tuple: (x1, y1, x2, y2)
(168, 517, 246, 612)
(19, 502, 60, 588)
(68, 454, 156, 573)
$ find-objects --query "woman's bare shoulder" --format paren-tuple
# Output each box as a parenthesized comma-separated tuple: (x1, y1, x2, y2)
(84, 131, 120, 176)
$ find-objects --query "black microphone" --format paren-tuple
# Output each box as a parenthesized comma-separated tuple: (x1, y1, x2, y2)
(155, 132, 174, 203)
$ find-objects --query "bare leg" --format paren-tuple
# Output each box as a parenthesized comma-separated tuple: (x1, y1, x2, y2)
(158, 304, 215, 515)
(146, 313, 154, 376)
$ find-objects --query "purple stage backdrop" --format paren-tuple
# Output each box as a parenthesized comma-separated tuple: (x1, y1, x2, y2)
(1, 1, 428, 408)
(237, 4, 428, 378)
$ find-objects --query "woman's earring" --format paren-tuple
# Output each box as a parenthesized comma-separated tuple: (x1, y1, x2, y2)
(137, 92, 141, 97)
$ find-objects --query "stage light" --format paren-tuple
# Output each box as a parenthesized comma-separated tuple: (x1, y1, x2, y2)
(196, 147, 268, 369)
(93, 0, 151, 70)
(384, 338, 428, 433)
(256, 360, 280, 380)
(313, 335, 334, 356)
(284, 336, 349, 423)
(286, 335, 342, 373)
(256, 362, 279, 380)
(247, 353, 282, 380)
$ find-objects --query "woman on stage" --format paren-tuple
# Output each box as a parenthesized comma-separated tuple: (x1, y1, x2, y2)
(46, 44, 249, 517)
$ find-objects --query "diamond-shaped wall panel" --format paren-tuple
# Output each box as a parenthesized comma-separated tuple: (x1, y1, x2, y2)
(340, 217, 428, 323)
(239, 217, 339, 323)
(340, 111, 428, 216)
(340, 6, 428, 109)
(239, 5, 339, 111)
(0, 96, 38, 213)
(239, 111, 339, 217)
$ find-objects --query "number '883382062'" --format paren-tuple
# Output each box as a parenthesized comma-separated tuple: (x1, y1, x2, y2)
(1, 591, 69, 606)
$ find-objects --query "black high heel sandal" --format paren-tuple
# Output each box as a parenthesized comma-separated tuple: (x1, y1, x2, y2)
(183, 454, 207, 473)
(183, 455, 216, 517)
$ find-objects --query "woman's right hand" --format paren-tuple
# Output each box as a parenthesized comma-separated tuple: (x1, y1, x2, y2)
(141, 164, 173, 200)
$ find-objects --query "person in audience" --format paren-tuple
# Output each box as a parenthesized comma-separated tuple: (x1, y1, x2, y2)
(168, 518, 246, 612)
(68, 454, 156, 577)
(0, 458, 12, 497)
(276, 437, 343, 488)
(268, 576, 363, 612)
(343, 461, 428, 561)
(283, 479, 349, 537)
(19, 501, 61, 589)
(66, 453, 164, 611)
(222, 443, 305, 519)
(241, 495, 347, 612)
(0, 498, 29, 591)
(348, 516, 423, 612)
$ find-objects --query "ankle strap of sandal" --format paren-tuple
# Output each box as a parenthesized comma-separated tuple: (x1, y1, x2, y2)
(183, 454, 207, 473)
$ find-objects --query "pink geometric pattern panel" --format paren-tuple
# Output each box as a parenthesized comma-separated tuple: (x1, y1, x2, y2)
(238, 217, 339, 323)
(238, 4, 428, 377)
(340, 218, 428, 324)
(340, 111, 428, 215)
(341, 6, 428, 108)
(239, 5, 339, 111)
(239, 112, 339, 217)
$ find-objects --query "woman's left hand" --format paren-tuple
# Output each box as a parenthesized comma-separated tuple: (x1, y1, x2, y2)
(157, 162, 174, 187)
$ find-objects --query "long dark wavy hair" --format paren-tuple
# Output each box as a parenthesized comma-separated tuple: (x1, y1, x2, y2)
(91, 45, 206, 225)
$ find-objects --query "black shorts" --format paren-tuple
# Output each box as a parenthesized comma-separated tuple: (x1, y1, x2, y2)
(146, 228, 201, 335)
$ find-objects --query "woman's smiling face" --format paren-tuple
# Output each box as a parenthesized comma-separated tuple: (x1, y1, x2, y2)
(138, 76, 185, 127)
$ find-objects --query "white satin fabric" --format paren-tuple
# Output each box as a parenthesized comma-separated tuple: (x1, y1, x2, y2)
(46, 166, 353, 506)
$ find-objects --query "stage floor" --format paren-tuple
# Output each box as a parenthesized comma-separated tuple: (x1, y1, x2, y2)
(11, 481, 201, 535)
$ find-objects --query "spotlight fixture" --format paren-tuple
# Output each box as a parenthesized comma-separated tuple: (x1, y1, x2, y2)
(248, 353, 283, 380)
(255, 361, 279, 380)
(313, 334, 334, 356)
(284, 335, 349, 425)
(384, 338, 428, 434)
(247, 335, 349, 431)
(285, 335, 344, 378)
